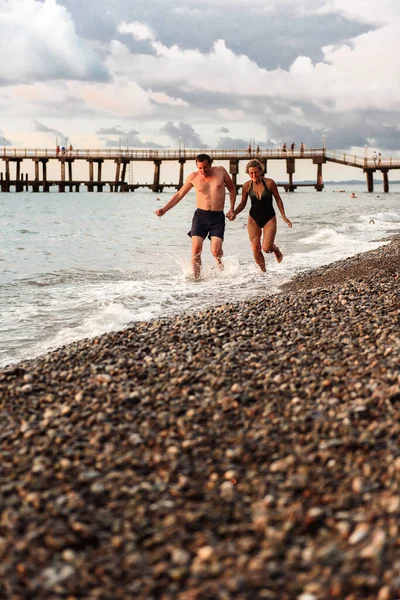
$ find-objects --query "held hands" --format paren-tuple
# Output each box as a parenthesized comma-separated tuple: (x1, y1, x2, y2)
(226, 209, 236, 221)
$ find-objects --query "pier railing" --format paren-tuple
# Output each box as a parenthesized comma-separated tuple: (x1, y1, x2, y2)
(0, 147, 326, 160)
(324, 150, 399, 169)
(1, 147, 399, 168)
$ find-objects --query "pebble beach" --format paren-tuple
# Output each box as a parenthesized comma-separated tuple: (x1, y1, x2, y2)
(1, 237, 399, 600)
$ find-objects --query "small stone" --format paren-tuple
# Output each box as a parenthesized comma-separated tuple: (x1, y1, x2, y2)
(352, 476, 365, 493)
(220, 481, 234, 500)
(377, 586, 391, 600)
(171, 548, 191, 566)
(197, 546, 214, 561)
(230, 383, 243, 393)
(348, 524, 370, 545)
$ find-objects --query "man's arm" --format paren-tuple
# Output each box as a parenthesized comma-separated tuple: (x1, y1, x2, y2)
(223, 168, 237, 220)
(155, 177, 194, 217)
(224, 169, 237, 210)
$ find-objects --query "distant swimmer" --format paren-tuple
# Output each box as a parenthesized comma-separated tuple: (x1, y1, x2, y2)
(155, 153, 236, 280)
(227, 158, 292, 272)
(369, 219, 375, 225)
(351, 192, 357, 198)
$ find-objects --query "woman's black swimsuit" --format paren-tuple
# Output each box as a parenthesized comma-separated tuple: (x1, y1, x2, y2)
(248, 179, 275, 228)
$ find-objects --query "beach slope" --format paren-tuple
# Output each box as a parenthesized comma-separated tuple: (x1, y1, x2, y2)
(0, 239, 399, 599)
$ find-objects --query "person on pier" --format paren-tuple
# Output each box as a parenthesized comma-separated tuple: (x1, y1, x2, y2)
(227, 159, 292, 272)
(155, 154, 236, 280)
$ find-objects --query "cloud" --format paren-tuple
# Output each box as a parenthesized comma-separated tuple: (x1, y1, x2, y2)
(2, 1, 400, 154)
(0, 130, 12, 145)
(322, 0, 399, 25)
(34, 121, 65, 138)
(117, 21, 155, 42)
(96, 126, 166, 149)
(0, 0, 108, 84)
(114, 20, 400, 121)
(100, 130, 164, 148)
(216, 136, 250, 150)
(161, 122, 204, 147)
(75, 78, 154, 118)
(217, 108, 246, 122)
(148, 91, 189, 107)
(96, 126, 129, 135)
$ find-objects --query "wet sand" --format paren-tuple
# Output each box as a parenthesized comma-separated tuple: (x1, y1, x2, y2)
(0, 238, 399, 599)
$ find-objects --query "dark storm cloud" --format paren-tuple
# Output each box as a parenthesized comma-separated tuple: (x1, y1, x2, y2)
(261, 108, 366, 150)
(216, 136, 251, 150)
(96, 126, 132, 135)
(357, 117, 400, 151)
(0, 132, 12, 146)
(58, 0, 371, 70)
(25, 95, 114, 122)
(261, 105, 400, 153)
(99, 129, 164, 148)
(148, 84, 237, 112)
(372, 128, 400, 151)
(162, 122, 204, 147)
(34, 121, 65, 138)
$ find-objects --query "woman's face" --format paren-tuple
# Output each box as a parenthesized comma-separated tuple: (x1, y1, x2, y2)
(248, 167, 262, 182)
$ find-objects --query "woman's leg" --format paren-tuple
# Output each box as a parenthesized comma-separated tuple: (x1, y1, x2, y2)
(247, 217, 265, 271)
(261, 217, 282, 262)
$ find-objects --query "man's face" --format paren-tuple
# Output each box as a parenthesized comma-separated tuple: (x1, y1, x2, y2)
(197, 160, 212, 177)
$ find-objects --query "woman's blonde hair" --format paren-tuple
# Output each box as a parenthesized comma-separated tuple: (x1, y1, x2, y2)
(245, 158, 264, 175)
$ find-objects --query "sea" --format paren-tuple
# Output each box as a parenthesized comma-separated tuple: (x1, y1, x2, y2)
(1, 184, 399, 368)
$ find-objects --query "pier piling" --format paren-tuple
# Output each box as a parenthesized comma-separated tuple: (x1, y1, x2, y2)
(178, 158, 186, 189)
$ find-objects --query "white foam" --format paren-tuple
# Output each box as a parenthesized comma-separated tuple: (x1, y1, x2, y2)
(32, 301, 158, 357)
(175, 254, 241, 281)
(2, 188, 400, 367)
(375, 211, 400, 223)
(300, 227, 350, 246)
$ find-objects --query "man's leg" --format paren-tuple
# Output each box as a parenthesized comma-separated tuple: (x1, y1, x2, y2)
(210, 236, 224, 270)
(191, 236, 204, 280)
(247, 217, 265, 272)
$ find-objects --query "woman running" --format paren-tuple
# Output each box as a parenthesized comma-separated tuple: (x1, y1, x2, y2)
(227, 159, 292, 272)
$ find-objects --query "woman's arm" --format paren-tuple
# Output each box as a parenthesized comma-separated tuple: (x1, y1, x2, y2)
(232, 181, 250, 217)
(267, 178, 292, 227)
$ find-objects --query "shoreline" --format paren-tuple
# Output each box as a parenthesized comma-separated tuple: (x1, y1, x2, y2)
(0, 238, 399, 598)
(279, 233, 399, 293)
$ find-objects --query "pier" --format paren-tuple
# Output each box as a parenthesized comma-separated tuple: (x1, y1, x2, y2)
(1, 147, 399, 193)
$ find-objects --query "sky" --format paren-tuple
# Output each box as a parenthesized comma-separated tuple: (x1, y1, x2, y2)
(1, 0, 400, 176)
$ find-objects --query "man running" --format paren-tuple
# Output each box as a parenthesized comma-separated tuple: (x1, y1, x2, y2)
(155, 154, 236, 279)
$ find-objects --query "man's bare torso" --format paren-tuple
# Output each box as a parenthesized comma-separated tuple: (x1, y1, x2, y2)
(189, 166, 227, 211)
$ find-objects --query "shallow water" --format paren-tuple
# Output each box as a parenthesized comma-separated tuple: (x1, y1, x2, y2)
(1, 184, 399, 367)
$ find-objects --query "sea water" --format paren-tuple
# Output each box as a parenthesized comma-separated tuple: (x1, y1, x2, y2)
(1, 185, 399, 367)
